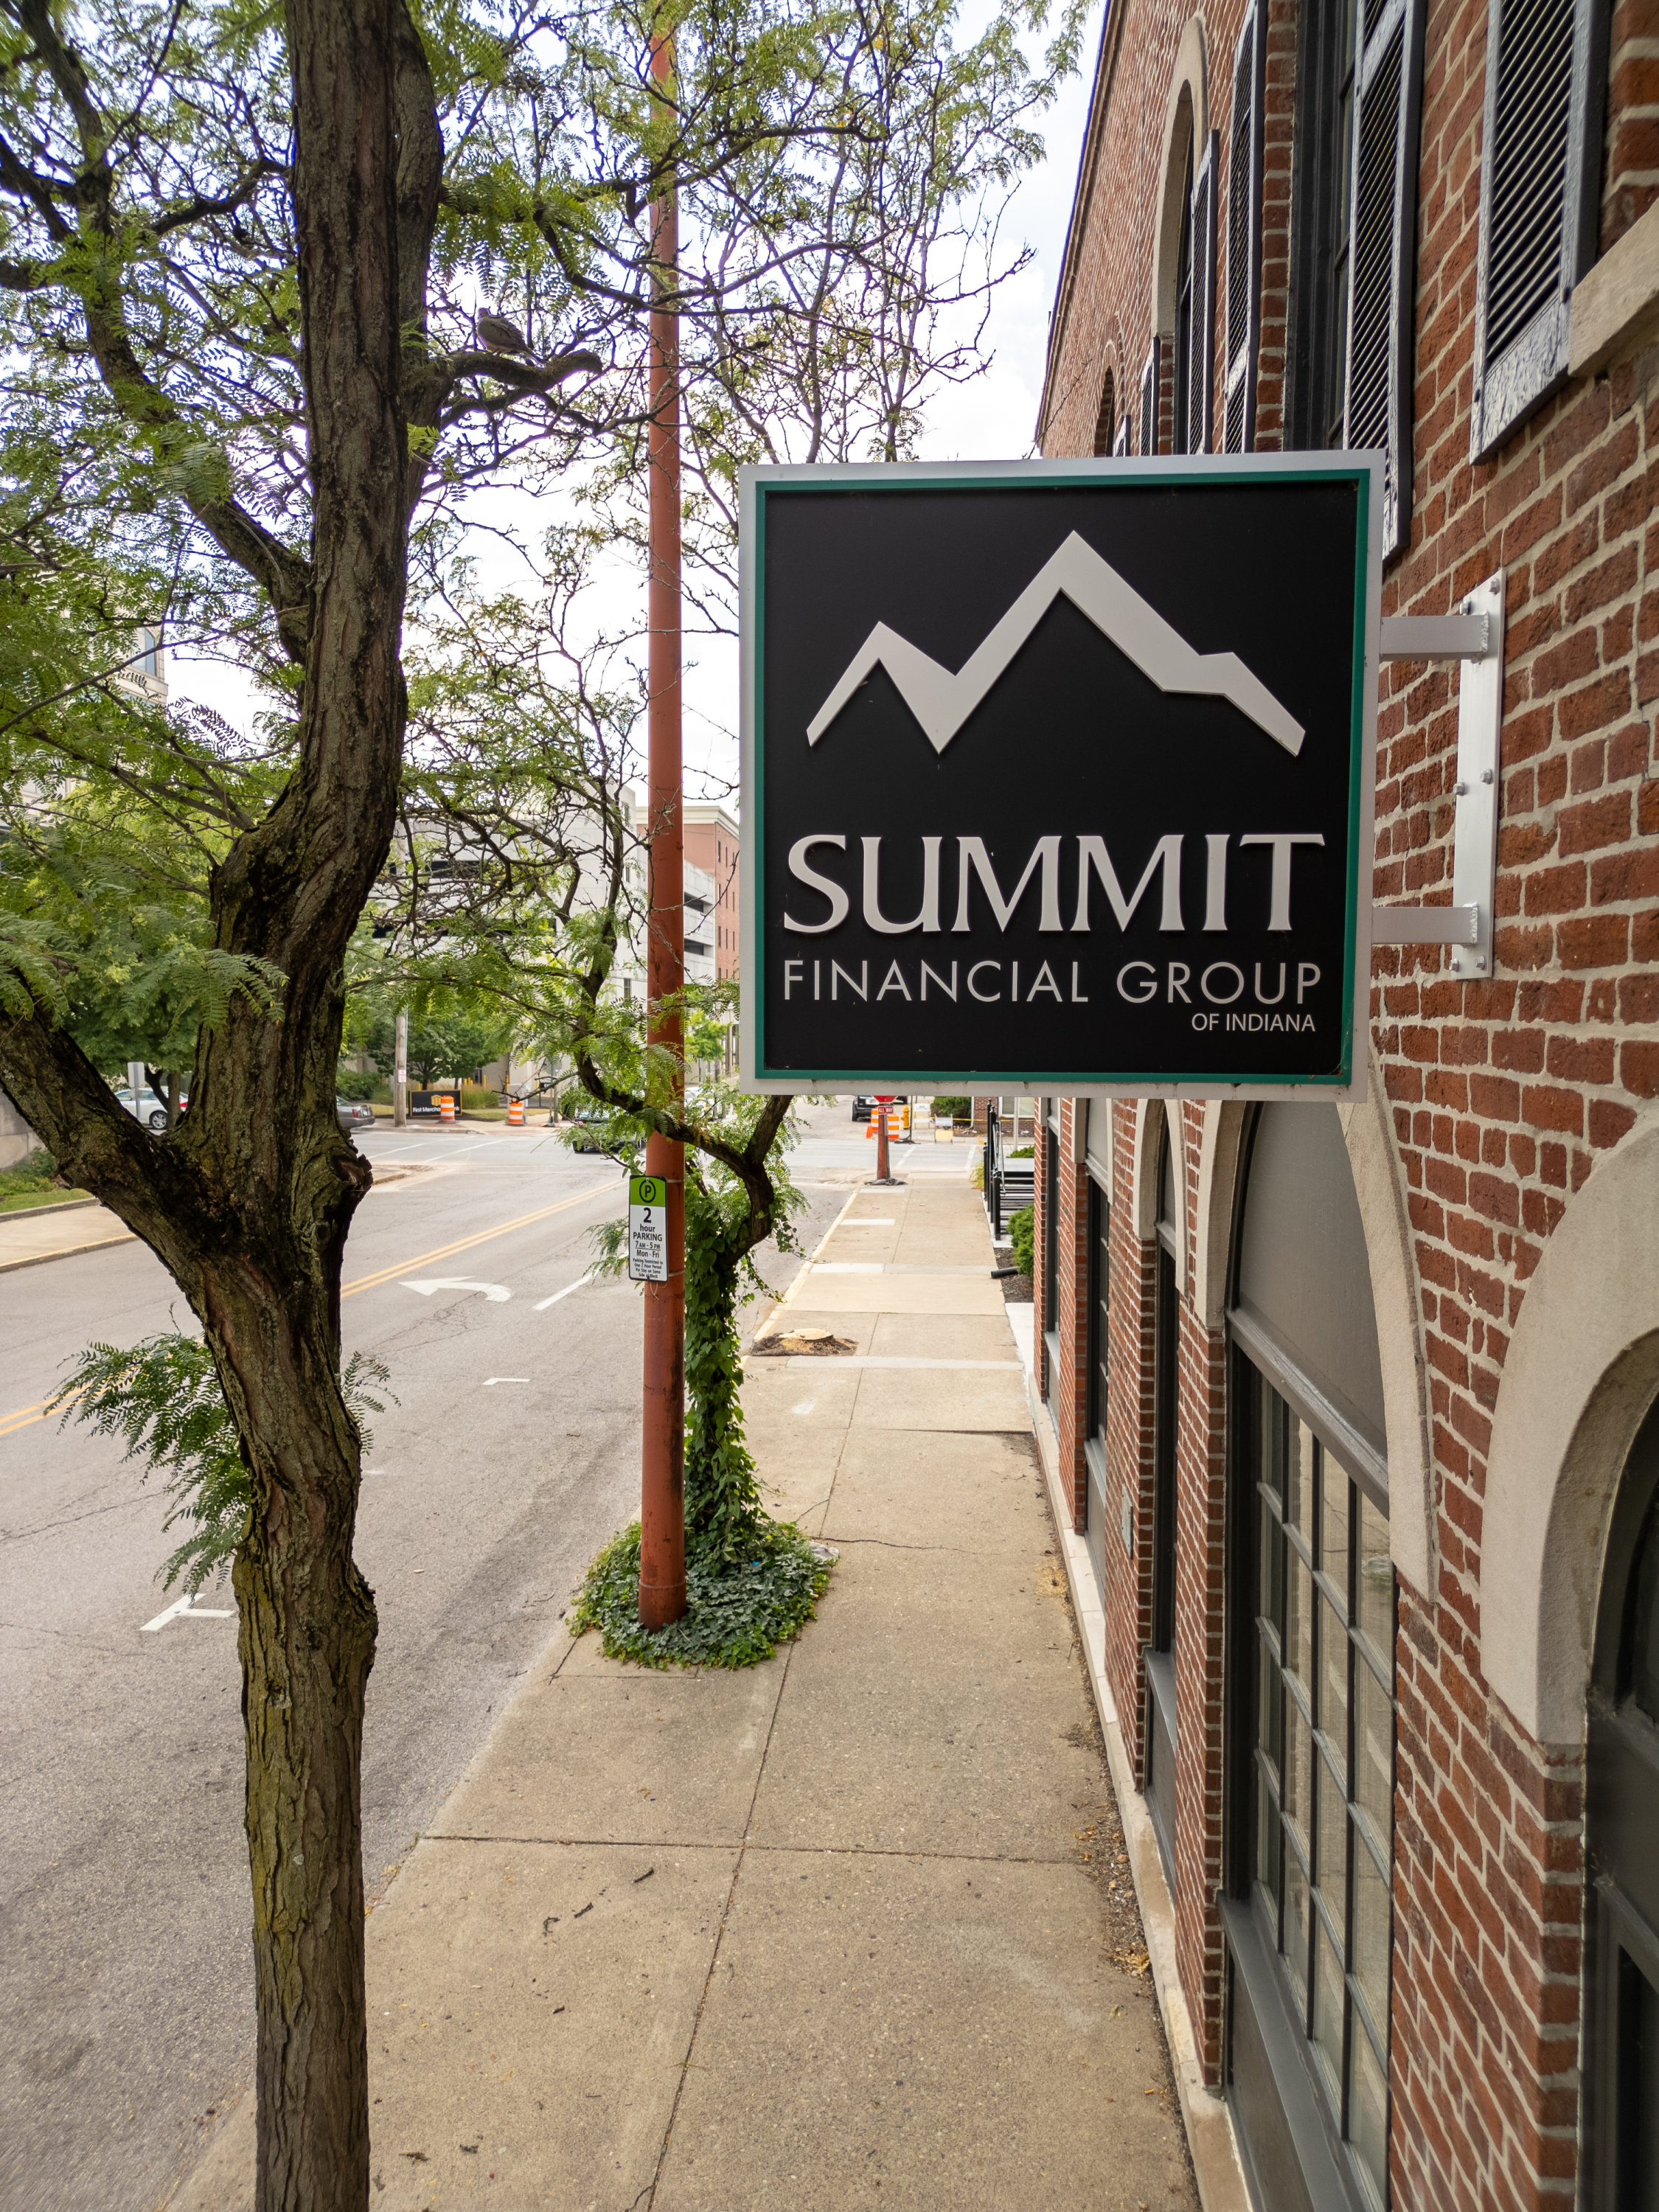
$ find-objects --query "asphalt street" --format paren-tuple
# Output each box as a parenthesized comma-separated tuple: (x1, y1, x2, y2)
(0, 1100, 870, 2212)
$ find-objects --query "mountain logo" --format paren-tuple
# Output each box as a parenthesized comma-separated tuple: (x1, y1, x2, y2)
(806, 531, 1304, 758)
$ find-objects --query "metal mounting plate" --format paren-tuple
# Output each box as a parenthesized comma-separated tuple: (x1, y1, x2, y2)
(1379, 611, 1494, 661)
(1371, 571, 1505, 977)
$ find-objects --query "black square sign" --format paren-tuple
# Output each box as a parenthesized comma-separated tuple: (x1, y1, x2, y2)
(740, 457, 1381, 1097)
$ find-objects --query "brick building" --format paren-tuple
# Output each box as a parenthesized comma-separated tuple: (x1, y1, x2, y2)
(1029, 0, 1658, 2206)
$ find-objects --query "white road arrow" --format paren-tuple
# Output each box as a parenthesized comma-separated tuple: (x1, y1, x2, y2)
(400, 1277, 513, 1303)
(140, 1593, 234, 1633)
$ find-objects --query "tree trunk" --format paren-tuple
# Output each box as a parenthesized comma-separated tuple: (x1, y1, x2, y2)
(223, 1259, 378, 2209)
(0, 1, 417, 2203)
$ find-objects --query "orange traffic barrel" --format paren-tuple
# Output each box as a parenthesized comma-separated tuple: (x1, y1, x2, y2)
(507, 1098, 524, 1126)
(439, 1093, 456, 1123)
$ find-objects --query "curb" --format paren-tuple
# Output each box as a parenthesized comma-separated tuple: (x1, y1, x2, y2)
(0, 1194, 97, 1222)
(0, 1228, 139, 1275)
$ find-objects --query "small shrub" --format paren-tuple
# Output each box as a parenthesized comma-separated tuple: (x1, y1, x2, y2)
(931, 1094, 970, 1120)
(335, 1067, 380, 1101)
(571, 1519, 832, 1669)
(1008, 1202, 1035, 1280)
(0, 1150, 66, 1206)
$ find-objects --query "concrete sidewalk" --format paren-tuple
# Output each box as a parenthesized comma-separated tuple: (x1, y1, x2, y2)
(175, 1169, 1197, 2212)
(0, 1197, 134, 1273)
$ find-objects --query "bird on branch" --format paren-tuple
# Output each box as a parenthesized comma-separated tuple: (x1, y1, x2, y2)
(475, 310, 532, 356)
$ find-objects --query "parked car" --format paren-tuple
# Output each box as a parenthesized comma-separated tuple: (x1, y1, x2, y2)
(336, 1098, 377, 1135)
(114, 1083, 184, 1133)
(852, 1094, 908, 1122)
(565, 1105, 617, 1154)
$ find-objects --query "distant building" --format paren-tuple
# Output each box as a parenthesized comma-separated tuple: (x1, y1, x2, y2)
(114, 625, 167, 706)
(619, 790, 720, 990)
(682, 801, 740, 979)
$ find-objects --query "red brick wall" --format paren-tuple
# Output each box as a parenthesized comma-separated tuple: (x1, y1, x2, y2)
(1604, 0, 1659, 251)
(1042, 0, 1256, 457)
(1393, 1585, 1585, 2209)
(1033, 0, 1659, 2194)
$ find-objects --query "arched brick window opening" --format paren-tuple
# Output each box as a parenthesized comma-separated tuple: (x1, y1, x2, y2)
(1092, 366, 1116, 455)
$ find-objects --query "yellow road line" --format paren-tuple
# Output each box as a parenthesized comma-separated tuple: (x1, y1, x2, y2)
(0, 1175, 625, 1439)
(339, 1177, 625, 1298)
(0, 1386, 84, 1441)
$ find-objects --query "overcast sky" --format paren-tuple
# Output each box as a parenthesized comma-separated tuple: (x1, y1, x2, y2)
(169, 16, 1101, 796)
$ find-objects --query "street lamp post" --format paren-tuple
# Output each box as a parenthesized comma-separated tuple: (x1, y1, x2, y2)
(393, 1007, 408, 1128)
(639, 24, 688, 1631)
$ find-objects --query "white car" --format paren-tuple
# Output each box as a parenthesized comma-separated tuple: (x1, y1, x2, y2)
(114, 1084, 183, 1133)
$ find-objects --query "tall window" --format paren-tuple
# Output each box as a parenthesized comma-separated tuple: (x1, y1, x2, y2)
(1086, 1178, 1110, 1447)
(1043, 1104, 1062, 1416)
(1222, 6, 1267, 453)
(1139, 339, 1161, 454)
(1289, 0, 1360, 451)
(1145, 1126, 1181, 1882)
(1470, 0, 1607, 455)
(1178, 134, 1219, 454)
(1093, 367, 1116, 456)
(1172, 139, 1196, 449)
(1288, 0, 1425, 553)
(1245, 1363, 1394, 2211)
(1586, 1399, 1659, 2211)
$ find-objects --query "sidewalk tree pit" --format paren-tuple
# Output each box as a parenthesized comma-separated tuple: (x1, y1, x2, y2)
(741, 457, 1382, 1100)
(571, 1107, 830, 1671)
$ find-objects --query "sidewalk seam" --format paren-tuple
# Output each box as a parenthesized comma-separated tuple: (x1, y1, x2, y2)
(753, 1187, 860, 1340)
(417, 1834, 1077, 1865)
(647, 1268, 863, 2205)
(643, 1638, 798, 2208)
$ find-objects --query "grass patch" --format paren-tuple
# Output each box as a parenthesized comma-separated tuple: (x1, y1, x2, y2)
(0, 1151, 85, 1213)
(0, 1186, 91, 1214)
(571, 1518, 833, 1669)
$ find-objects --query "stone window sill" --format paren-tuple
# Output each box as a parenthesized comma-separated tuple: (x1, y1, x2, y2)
(1570, 198, 1659, 375)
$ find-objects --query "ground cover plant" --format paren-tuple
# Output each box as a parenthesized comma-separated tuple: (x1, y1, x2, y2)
(562, 1077, 832, 1666)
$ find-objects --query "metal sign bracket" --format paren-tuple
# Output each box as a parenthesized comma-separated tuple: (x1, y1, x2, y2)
(1370, 571, 1505, 976)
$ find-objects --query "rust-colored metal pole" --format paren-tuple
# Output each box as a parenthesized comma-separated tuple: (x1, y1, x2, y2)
(639, 26, 687, 1630)
(874, 1106, 891, 1183)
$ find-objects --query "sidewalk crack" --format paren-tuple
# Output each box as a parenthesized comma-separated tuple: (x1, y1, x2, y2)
(818, 1534, 949, 1551)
